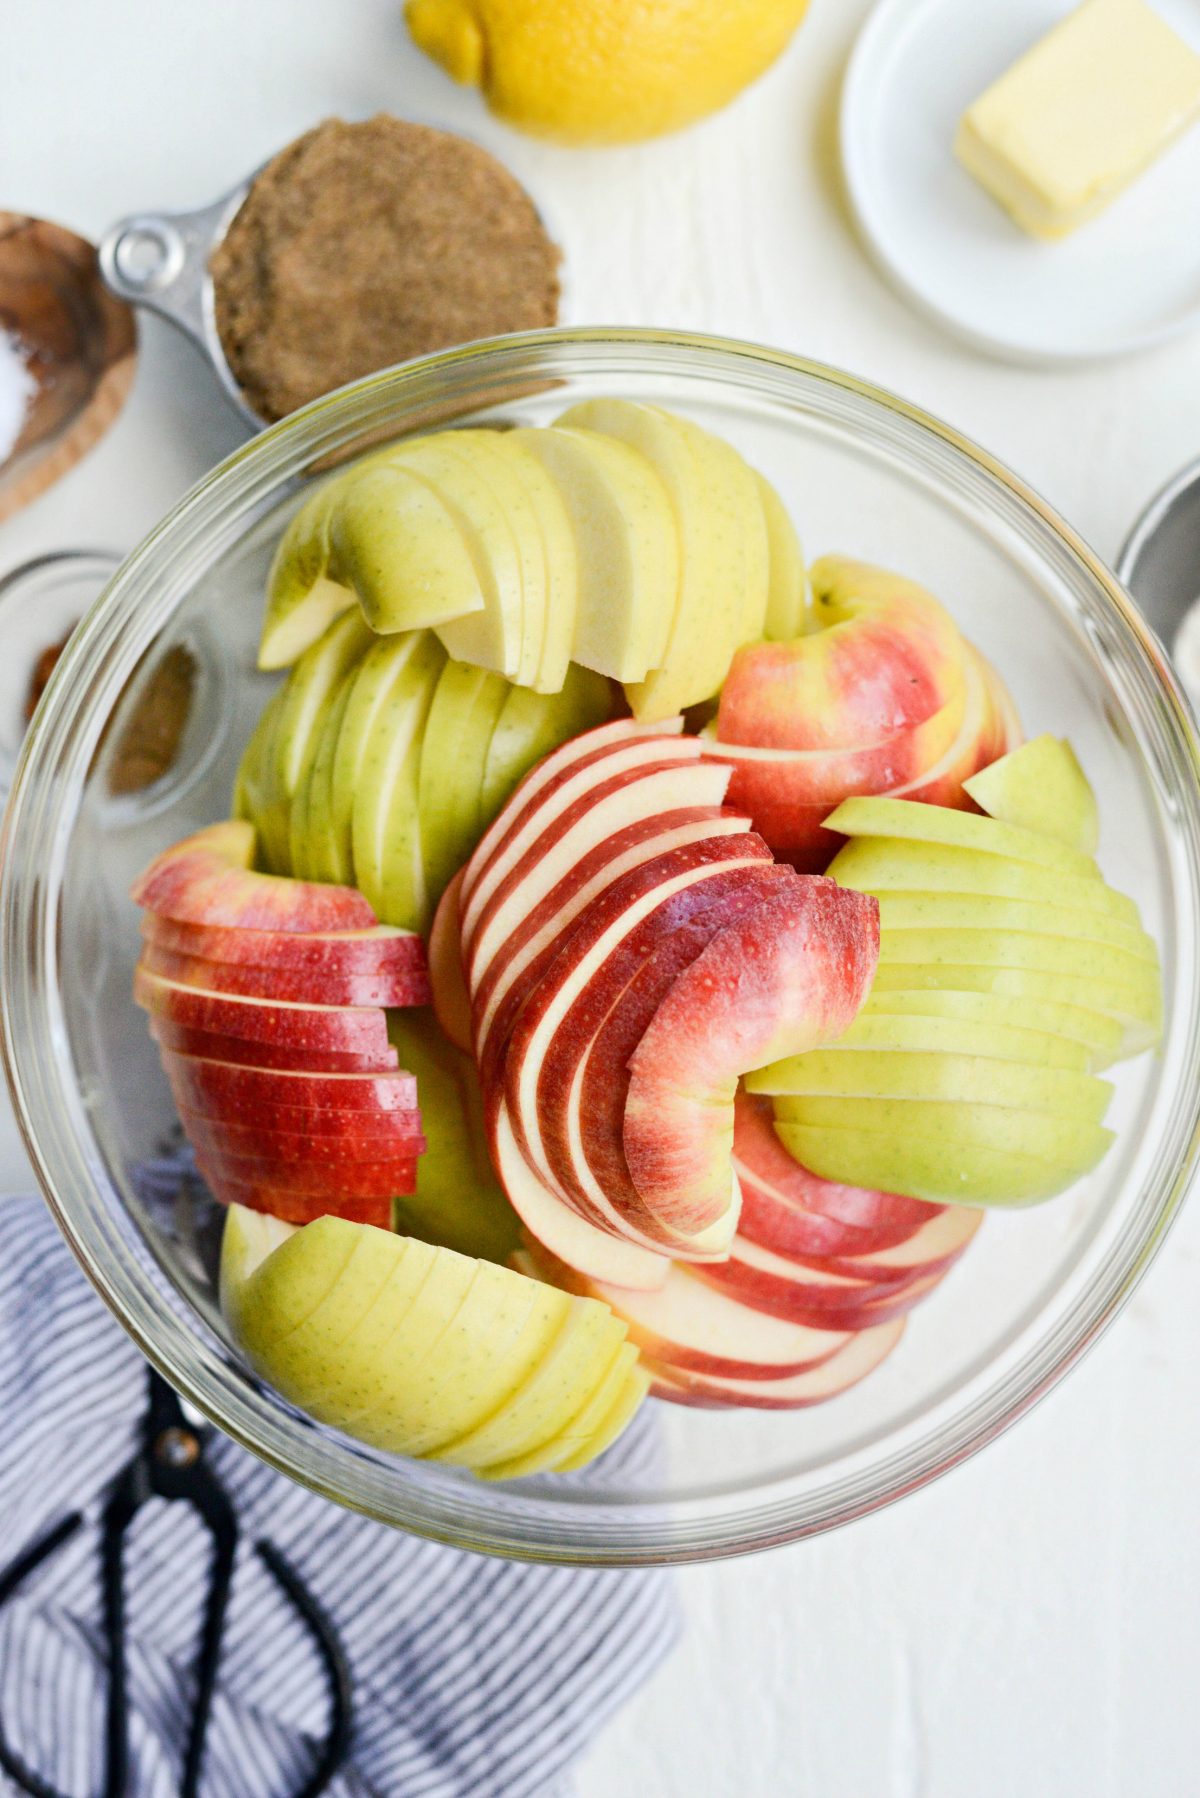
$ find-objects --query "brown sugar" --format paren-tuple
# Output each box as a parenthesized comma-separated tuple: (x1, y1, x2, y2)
(211, 116, 561, 423)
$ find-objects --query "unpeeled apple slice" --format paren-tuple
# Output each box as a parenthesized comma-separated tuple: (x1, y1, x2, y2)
(867, 962, 1160, 1054)
(826, 795, 1099, 878)
(495, 433, 579, 695)
(828, 838, 1141, 926)
(510, 425, 677, 683)
(560, 400, 756, 719)
(327, 633, 440, 887)
(233, 689, 290, 876)
(350, 633, 446, 928)
(417, 661, 508, 903)
(964, 734, 1099, 853)
(271, 611, 376, 838)
(756, 472, 806, 642)
(259, 477, 356, 671)
(131, 821, 377, 933)
(479, 664, 616, 818)
(290, 667, 355, 881)
(329, 461, 484, 632)
(386, 434, 523, 679)
(484, 1341, 645, 1481)
(753, 1049, 1111, 1122)
(221, 1210, 642, 1471)
(816, 1008, 1093, 1071)
(862, 987, 1124, 1067)
(874, 892, 1157, 962)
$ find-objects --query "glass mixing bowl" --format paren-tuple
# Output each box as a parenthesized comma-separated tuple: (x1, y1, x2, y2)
(4, 329, 1199, 1565)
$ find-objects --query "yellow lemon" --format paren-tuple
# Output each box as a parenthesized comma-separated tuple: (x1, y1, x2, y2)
(405, 0, 812, 144)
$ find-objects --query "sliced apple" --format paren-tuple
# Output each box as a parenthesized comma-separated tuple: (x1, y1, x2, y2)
(497, 433, 580, 695)
(271, 611, 376, 842)
(152, 1020, 400, 1073)
(181, 1107, 422, 1162)
(752, 1048, 1112, 1122)
(511, 424, 677, 683)
(428, 871, 474, 1054)
(324, 633, 441, 887)
(328, 460, 484, 633)
(825, 795, 1100, 878)
(964, 734, 1099, 853)
(135, 966, 392, 1054)
(478, 664, 616, 819)
(141, 915, 425, 976)
(131, 823, 377, 933)
(162, 1054, 417, 1118)
(867, 963, 1160, 1055)
(756, 472, 806, 642)
(417, 660, 506, 901)
(693, 1236, 951, 1329)
(621, 875, 879, 1238)
(874, 891, 1156, 962)
(232, 689, 290, 875)
(828, 837, 1141, 925)
(196, 1145, 420, 1199)
(560, 400, 757, 720)
(206, 1176, 396, 1229)
(290, 667, 356, 882)
(138, 942, 428, 1009)
(646, 1316, 904, 1408)
(349, 632, 446, 928)
(483, 1341, 646, 1480)
(221, 1214, 643, 1471)
(259, 475, 357, 671)
(819, 1007, 1092, 1071)
(861, 985, 1124, 1068)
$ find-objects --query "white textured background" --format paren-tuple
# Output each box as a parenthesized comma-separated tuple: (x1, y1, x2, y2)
(3, 3, 1200, 1793)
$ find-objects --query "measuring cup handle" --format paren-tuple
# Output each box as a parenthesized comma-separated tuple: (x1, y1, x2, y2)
(98, 179, 251, 349)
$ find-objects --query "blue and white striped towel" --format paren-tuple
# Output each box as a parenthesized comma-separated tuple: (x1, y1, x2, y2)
(0, 1197, 676, 1797)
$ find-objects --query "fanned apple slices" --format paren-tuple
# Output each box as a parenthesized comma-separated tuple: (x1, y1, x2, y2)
(449, 718, 880, 1276)
(256, 402, 801, 721)
(131, 822, 430, 1229)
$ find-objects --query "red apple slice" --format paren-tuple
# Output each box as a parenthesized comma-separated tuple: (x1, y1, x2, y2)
(194, 1145, 421, 1198)
(491, 1100, 670, 1291)
(131, 820, 377, 931)
(135, 967, 391, 1054)
(778, 1202, 983, 1284)
(196, 1170, 397, 1230)
(150, 1019, 399, 1073)
(162, 1053, 417, 1116)
(428, 869, 473, 1054)
(622, 876, 879, 1236)
(693, 1235, 945, 1329)
(646, 1315, 905, 1408)
(179, 1104, 423, 1161)
(460, 720, 690, 948)
(141, 915, 425, 975)
(524, 1247, 851, 1380)
(138, 942, 430, 1009)
(177, 1094, 420, 1141)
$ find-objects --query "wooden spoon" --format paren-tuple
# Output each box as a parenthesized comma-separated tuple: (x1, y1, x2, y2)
(0, 213, 137, 523)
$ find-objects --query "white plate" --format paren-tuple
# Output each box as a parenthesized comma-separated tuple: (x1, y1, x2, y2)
(840, 0, 1200, 363)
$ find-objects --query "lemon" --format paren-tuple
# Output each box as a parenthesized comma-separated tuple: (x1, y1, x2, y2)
(405, 0, 812, 144)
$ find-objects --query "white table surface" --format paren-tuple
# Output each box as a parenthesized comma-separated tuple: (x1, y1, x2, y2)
(4, 3, 1200, 1793)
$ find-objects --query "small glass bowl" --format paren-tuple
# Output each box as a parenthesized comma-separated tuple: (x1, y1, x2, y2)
(3, 329, 1199, 1565)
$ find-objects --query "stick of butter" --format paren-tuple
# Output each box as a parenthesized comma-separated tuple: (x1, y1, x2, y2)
(955, 0, 1200, 238)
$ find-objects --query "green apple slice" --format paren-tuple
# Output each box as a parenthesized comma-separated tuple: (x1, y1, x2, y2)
(482, 1341, 643, 1480)
(417, 661, 510, 920)
(387, 1010, 521, 1264)
(232, 687, 288, 872)
(560, 399, 753, 719)
(439, 431, 549, 690)
(826, 796, 1101, 878)
(861, 987, 1124, 1067)
(874, 892, 1157, 962)
(351, 632, 446, 925)
(878, 926, 1160, 998)
(219, 1205, 298, 1339)
(776, 1116, 1112, 1207)
(385, 434, 524, 680)
(479, 664, 615, 818)
(757, 471, 806, 642)
(436, 1304, 628, 1469)
(511, 424, 677, 684)
(290, 667, 356, 880)
(757, 1049, 1111, 1120)
(328, 633, 437, 888)
(329, 461, 485, 633)
(272, 610, 376, 809)
(827, 838, 1141, 926)
(259, 476, 357, 671)
(867, 962, 1160, 1055)
(964, 735, 1099, 853)
(668, 407, 770, 654)
(801, 1009, 1093, 1070)
(498, 433, 580, 695)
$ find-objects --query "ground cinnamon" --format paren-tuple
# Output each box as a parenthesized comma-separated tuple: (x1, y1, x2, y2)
(211, 115, 561, 423)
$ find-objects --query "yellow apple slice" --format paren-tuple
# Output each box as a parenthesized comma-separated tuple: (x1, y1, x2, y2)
(330, 461, 485, 633)
(350, 632, 446, 924)
(964, 734, 1099, 853)
(259, 476, 356, 671)
(330, 633, 438, 889)
(497, 433, 580, 695)
(756, 1050, 1112, 1121)
(667, 407, 770, 655)
(552, 1353, 650, 1474)
(874, 892, 1157, 962)
(289, 668, 356, 880)
(272, 610, 376, 808)
(417, 660, 501, 902)
(479, 665, 616, 818)
(560, 399, 753, 719)
(826, 795, 1100, 878)
(479, 1340, 644, 1481)
(385, 434, 524, 679)
(861, 986, 1125, 1068)
(232, 688, 289, 873)
(817, 1008, 1092, 1070)
(827, 838, 1141, 926)
(757, 472, 806, 641)
(511, 424, 677, 684)
(435, 1301, 628, 1469)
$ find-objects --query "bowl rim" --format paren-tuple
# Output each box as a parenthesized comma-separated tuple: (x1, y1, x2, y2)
(4, 324, 1200, 1565)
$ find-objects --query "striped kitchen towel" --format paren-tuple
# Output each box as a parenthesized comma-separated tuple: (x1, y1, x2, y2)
(0, 1197, 676, 1797)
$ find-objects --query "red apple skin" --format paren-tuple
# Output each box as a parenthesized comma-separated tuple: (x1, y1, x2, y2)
(193, 1145, 421, 1198)
(428, 869, 474, 1055)
(177, 1095, 421, 1142)
(500, 834, 772, 1233)
(141, 914, 425, 974)
(461, 719, 688, 942)
(161, 1052, 417, 1115)
(733, 1092, 939, 1256)
(622, 876, 879, 1236)
(135, 966, 391, 1054)
(196, 1168, 396, 1230)
(178, 1104, 424, 1162)
(561, 866, 793, 1241)
(131, 820, 377, 932)
(692, 1246, 944, 1330)
(138, 941, 430, 1009)
(150, 1019, 400, 1073)
(646, 1315, 905, 1409)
